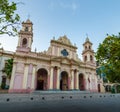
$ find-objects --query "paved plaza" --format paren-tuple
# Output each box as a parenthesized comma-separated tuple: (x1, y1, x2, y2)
(0, 93, 120, 112)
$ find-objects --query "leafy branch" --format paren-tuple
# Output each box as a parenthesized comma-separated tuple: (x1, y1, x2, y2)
(0, 0, 20, 36)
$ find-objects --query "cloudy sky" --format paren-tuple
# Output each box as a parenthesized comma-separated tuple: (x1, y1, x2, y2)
(1, 0, 120, 58)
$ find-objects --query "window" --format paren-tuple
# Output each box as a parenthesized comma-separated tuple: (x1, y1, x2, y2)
(84, 56, 87, 62)
(22, 38, 27, 47)
(61, 49, 69, 56)
(25, 27, 28, 32)
(90, 55, 93, 62)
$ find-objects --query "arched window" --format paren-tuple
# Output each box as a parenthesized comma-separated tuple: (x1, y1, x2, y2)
(85, 46, 87, 49)
(22, 38, 27, 47)
(90, 55, 93, 62)
(84, 56, 87, 62)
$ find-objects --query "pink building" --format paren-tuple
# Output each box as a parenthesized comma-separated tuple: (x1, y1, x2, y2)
(9, 19, 98, 93)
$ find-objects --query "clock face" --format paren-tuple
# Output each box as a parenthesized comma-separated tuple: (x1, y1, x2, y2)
(61, 49, 69, 56)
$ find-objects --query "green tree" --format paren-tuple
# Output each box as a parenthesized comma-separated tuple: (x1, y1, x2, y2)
(2, 59, 13, 79)
(0, 0, 20, 36)
(95, 34, 120, 83)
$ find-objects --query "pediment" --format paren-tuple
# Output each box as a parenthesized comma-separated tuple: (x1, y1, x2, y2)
(51, 56, 80, 66)
(57, 35, 72, 46)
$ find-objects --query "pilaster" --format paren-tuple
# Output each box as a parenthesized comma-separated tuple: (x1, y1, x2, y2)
(75, 70, 79, 90)
(9, 62, 17, 89)
(31, 65, 36, 89)
(56, 67, 60, 90)
(22, 63, 29, 89)
(70, 70, 74, 90)
(49, 67, 54, 89)
(28, 38, 32, 48)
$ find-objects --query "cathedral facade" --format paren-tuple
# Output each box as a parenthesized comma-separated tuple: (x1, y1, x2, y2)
(9, 19, 98, 93)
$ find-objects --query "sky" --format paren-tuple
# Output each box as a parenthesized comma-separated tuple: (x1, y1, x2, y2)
(1, 0, 120, 58)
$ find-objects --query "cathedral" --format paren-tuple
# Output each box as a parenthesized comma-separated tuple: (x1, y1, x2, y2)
(9, 19, 98, 93)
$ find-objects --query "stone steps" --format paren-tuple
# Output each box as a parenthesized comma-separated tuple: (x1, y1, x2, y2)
(32, 90, 90, 94)
(0, 93, 119, 103)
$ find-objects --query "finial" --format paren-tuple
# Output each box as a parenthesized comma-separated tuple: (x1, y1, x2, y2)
(53, 36, 55, 40)
(86, 33, 88, 38)
(35, 48, 37, 52)
(28, 14, 30, 19)
(85, 34, 89, 42)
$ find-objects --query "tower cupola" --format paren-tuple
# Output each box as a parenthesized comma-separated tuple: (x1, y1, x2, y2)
(82, 37, 95, 63)
(16, 19, 33, 52)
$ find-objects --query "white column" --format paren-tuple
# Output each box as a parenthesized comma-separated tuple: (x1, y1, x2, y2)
(56, 67, 60, 90)
(9, 62, 17, 89)
(75, 71, 79, 90)
(49, 67, 53, 89)
(31, 65, 36, 89)
(71, 70, 74, 90)
(22, 64, 29, 89)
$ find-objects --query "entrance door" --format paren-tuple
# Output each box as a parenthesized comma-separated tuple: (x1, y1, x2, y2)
(79, 74, 85, 90)
(37, 80, 44, 90)
(60, 71, 68, 91)
(36, 68, 48, 90)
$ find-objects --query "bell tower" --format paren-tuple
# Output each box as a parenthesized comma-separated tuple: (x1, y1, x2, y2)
(82, 37, 95, 64)
(16, 19, 33, 52)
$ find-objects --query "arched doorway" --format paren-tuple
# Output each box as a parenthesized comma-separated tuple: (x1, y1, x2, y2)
(98, 84, 101, 92)
(116, 85, 120, 93)
(79, 73, 85, 90)
(60, 71, 68, 91)
(105, 85, 111, 92)
(36, 68, 48, 90)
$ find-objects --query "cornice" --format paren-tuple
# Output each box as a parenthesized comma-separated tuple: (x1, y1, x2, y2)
(19, 31, 33, 36)
(82, 49, 94, 54)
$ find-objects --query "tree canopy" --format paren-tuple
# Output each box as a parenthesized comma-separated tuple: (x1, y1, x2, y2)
(95, 34, 120, 83)
(0, 0, 20, 36)
(2, 58, 13, 79)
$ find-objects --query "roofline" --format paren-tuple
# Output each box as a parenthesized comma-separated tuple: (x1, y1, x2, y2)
(51, 40, 77, 49)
